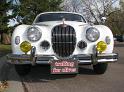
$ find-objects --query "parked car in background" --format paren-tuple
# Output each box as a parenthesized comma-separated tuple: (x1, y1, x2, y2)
(116, 35, 124, 42)
(7, 12, 118, 76)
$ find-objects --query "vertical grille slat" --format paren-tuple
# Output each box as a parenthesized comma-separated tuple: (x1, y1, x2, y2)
(61, 27, 63, 56)
(65, 27, 67, 56)
(68, 26, 70, 56)
(52, 25, 76, 57)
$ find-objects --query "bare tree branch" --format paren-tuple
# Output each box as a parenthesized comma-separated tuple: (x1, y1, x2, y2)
(63, 0, 119, 24)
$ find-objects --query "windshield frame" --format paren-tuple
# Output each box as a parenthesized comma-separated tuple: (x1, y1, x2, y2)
(33, 12, 87, 24)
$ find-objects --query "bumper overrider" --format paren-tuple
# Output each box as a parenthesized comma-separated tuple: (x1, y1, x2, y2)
(6, 46, 118, 65)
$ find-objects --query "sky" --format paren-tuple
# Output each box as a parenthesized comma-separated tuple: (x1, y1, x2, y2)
(113, 0, 120, 8)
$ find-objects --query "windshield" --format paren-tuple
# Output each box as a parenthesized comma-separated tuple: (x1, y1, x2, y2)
(34, 13, 86, 23)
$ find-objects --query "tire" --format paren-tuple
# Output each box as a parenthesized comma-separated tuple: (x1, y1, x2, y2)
(15, 64, 31, 76)
(93, 63, 108, 74)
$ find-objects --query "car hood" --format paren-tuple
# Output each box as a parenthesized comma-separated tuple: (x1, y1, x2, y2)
(33, 21, 89, 28)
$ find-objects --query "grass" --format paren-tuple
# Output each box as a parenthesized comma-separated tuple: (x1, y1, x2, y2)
(0, 44, 11, 58)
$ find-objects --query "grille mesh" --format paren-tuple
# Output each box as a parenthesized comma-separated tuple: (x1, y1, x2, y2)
(52, 25, 76, 57)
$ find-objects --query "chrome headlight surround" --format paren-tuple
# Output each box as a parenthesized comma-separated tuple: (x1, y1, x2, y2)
(27, 27, 41, 42)
(86, 27, 100, 42)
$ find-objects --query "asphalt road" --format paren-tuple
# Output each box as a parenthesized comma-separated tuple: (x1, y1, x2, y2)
(0, 42, 124, 92)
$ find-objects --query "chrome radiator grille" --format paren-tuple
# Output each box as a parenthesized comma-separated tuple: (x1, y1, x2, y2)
(52, 25, 76, 57)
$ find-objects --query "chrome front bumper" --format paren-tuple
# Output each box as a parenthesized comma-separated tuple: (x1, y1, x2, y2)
(6, 53, 118, 65)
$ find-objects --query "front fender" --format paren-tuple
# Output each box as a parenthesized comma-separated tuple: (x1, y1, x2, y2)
(93, 25, 114, 53)
(12, 25, 30, 54)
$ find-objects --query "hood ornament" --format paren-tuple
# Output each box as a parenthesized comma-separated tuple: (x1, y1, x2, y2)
(61, 18, 67, 27)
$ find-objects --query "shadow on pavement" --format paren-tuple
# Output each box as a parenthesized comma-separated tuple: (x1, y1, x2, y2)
(0, 63, 96, 83)
(79, 66, 95, 75)
(19, 65, 95, 83)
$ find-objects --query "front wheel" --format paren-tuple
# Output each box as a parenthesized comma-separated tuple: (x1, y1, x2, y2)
(15, 64, 31, 76)
(93, 63, 108, 74)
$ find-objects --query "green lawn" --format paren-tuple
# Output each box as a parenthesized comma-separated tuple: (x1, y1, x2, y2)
(0, 44, 11, 57)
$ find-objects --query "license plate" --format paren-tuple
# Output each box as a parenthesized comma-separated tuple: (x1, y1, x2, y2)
(50, 60, 78, 74)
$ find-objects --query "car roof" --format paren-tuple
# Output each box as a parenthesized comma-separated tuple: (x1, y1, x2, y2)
(37, 11, 83, 16)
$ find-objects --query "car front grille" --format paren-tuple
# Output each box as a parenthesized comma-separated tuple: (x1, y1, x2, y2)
(52, 25, 76, 57)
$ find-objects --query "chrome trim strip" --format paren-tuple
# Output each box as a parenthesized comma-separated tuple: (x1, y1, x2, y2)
(98, 59, 118, 62)
(7, 53, 118, 65)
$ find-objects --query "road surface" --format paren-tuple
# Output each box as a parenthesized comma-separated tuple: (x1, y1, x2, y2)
(0, 42, 124, 92)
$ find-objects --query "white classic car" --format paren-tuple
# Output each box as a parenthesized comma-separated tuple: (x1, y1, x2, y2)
(7, 12, 118, 75)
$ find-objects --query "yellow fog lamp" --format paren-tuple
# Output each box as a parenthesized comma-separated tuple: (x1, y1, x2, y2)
(96, 41, 107, 53)
(20, 41, 32, 54)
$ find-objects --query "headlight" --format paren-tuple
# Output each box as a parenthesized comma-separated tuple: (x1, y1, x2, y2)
(86, 27, 100, 42)
(27, 27, 41, 42)
(40, 40, 50, 50)
(77, 41, 87, 49)
(96, 41, 107, 53)
(20, 41, 32, 53)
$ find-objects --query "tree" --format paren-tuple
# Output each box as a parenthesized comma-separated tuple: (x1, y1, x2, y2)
(63, 0, 118, 24)
(106, 0, 124, 35)
(120, 0, 124, 10)
(0, 0, 14, 44)
(15, 0, 63, 25)
(0, 0, 63, 44)
(62, 0, 82, 12)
